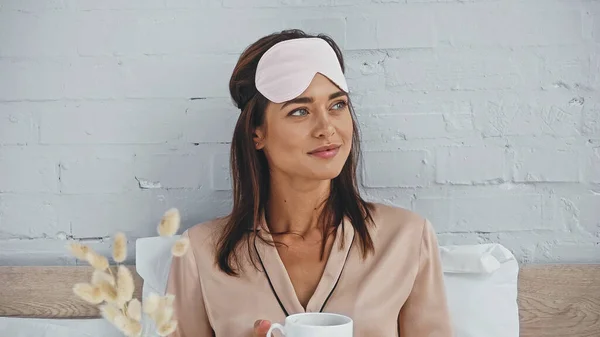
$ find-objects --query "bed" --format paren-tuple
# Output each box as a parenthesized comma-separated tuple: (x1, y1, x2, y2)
(0, 263, 598, 336)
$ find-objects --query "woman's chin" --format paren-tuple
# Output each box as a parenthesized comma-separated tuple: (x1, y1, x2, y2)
(305, 168, 345, 181)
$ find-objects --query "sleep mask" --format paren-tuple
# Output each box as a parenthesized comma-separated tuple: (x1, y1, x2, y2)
(255, 37, 349, 104)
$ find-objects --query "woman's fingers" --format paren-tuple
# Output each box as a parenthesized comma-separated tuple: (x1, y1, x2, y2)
(253, 319, 272, 337)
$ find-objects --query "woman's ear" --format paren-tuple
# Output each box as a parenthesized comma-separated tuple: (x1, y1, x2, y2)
(253, 127, 264, 150)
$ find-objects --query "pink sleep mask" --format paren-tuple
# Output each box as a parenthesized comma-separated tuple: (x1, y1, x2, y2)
(255, 38, 349, 103)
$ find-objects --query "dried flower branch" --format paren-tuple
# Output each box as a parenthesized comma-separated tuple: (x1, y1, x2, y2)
(113, 232, 127, 263)
(73, 283, 103, 305)
(171, 237, 190, 257)
(99, 280, 118, 303)
(99, 303, 121, 324)
(152, 305, 174, 328)
(68, 207, 189, 337)
(157, 320, 178, 337)
(68, 243, 90, 260)
(142, 293, 161, 315)
(158, 208, 180, 237)
(92, 270, 116, 287)
(116, 265, 135, 307)
(86, 251, 109, 271)
(115, 314, 143, 337)
(126, 298, 142, 322)
(162, 294, 175, 308)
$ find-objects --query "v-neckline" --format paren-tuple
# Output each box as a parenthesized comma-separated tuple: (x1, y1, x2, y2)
(253, 216, 355, 315)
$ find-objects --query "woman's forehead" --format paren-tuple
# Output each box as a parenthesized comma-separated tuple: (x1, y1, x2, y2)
(282, 74, 346, 103)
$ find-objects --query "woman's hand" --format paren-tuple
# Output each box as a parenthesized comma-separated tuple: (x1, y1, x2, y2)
(253, 319, 272, 337)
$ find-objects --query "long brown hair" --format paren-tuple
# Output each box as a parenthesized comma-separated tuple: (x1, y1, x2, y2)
(218, 29, 375, 276)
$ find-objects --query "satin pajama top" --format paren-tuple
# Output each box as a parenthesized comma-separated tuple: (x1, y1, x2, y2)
(166, 203, 454, 337)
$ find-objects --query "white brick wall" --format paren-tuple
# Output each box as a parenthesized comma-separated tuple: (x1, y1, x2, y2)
(1, 0, 599, 265)
(435, 146, 508, 185)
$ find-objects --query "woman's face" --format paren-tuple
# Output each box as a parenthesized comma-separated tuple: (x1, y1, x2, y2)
(254, 73, 353, 182)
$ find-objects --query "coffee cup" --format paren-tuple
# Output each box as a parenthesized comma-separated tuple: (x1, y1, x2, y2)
(266, 312, 353, 337)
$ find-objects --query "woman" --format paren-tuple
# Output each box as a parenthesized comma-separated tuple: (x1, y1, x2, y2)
(166, 29, 453, 337)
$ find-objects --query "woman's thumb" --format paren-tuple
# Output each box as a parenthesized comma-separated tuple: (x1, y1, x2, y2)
(253, 319, 272, 336)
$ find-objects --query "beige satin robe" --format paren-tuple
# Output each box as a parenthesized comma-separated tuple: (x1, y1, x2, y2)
(166, 203, 453, 337)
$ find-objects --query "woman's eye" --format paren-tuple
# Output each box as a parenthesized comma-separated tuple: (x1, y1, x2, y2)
(289, 109, 308, 116)
(332, 101, 347, 110)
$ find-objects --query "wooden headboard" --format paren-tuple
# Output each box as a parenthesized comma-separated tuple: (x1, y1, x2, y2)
(516, 264, 599, 337)
(0, 264, 598, 336)
(0, 265, 143, 319)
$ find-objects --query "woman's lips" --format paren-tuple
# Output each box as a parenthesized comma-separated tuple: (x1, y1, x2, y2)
(308, 146, 340, 159)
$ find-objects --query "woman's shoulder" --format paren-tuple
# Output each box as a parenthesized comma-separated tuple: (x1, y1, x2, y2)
(184, 216, 229, 242)
(367, 202, 432, 239)
(182, 215, 230, 256)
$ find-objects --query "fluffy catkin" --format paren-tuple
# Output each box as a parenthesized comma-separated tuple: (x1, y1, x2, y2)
(143, 293, 161, 314)
(68, 242, 90, 260)
(73, 283, 103, 304)
(92, 270, 115, 287)
(126, 298, 142, 322)
(99, 303, 121, 324)
(112, 232, 127, 263)
(152, 306, 174, 328)
(116, 265, 135, 307)
(98, 281, 118, 303)
(86, 251, 109, 271)
(157, 208, 180, 237)
(171, 236, 190, 257)
(115, 314, 142, 337)
(157, 320, 178, 336)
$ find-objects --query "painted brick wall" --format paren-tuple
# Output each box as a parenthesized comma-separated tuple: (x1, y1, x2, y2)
(1, 0, 599, 266)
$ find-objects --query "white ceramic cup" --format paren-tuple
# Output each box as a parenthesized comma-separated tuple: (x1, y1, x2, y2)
(266, 312, 353, 337)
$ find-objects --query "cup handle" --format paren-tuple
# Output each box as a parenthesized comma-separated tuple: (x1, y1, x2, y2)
(266, 323, 286, 336)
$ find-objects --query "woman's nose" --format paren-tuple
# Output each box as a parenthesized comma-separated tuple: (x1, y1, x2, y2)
(312, 111, 335, 139)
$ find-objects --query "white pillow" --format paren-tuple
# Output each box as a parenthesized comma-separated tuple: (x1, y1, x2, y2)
(440, 244, 520, 337)
(135, 238, 520, 337)
(0, 317, 123, 337)
(135, 235, 180, 294)
(135, 236, 180, 337)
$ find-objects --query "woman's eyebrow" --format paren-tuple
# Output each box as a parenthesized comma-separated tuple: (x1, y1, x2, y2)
(280, 91, 347, 110)
(329, 91, 347, 100)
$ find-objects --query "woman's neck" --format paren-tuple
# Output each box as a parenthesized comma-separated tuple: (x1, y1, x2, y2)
(265, 173, 331, 236)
